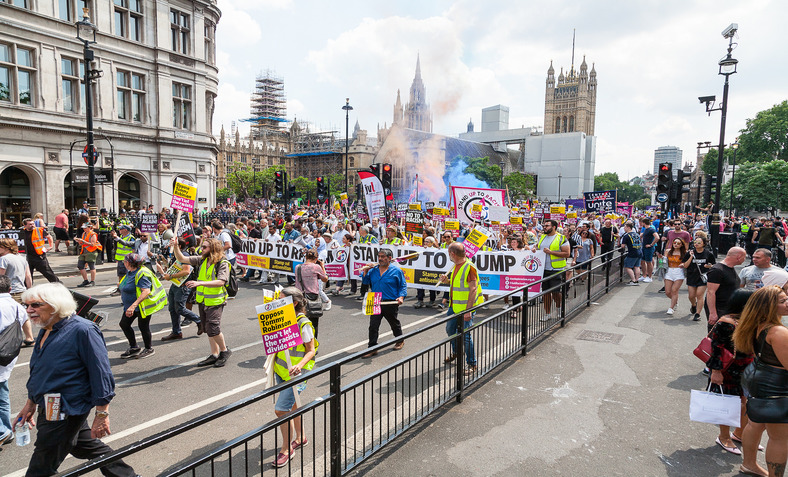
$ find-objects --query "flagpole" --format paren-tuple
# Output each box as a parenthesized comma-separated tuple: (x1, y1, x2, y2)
(415, 174, 419, 203)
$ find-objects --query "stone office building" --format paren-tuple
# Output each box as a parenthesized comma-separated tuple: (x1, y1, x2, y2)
(0, 0, 220, 226)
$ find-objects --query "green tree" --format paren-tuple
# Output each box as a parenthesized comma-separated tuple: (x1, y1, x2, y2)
(290, 176, 317, 201)
(216, 187, 233, 202)
(503, 172, 535, 200)
(632, 198, 651, 210)
(737, 100, 788, 163)
(720, 160, 788, 214)
(593, 172, 647, 204)
(225, 164, 255, 199)
(326, 172, 345, 197)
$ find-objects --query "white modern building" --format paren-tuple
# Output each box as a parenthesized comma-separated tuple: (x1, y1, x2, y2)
(0, 0, 220, 225)
(459, 105, 596, 201)
(653, 146, 683, 176)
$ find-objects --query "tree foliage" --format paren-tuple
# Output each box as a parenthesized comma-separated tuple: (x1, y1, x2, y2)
(632, 198, 651, 210)
(290, 175, 316, 200)
(503, 172, 535, 201)
(593, 172, 648, 204)
(720, 160, 788, 214)
(447, 156, 503, 187)
(225, 164, 285, 199)
(216, 188, 233, 202)
(737, 100, 788, 162)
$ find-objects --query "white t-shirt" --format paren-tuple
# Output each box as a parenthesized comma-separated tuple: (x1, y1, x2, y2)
(0, 294, 28, 381)
(219, 231, 235, 260)
(0, 253, 28, 293)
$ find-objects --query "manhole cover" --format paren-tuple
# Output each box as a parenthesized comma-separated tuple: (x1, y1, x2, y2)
(577, 330, 624, 344)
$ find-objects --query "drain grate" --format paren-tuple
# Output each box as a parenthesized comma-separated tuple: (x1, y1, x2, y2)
(577, 330, 624, 344)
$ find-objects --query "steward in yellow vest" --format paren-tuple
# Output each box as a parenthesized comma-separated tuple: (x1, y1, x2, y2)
(117, 253, 168, 359)
(119, 265, 168, 318)
(438, 242, 481, 374)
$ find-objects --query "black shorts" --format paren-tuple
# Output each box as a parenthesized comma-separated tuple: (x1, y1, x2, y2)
(543, 269, 564, 293)
(54, 227, 69, 240)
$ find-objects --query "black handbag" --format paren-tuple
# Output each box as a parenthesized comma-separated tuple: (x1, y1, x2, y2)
(0, 309, 24, 366)
(296, 265, 323, 319)
(743, 328, 788, 423)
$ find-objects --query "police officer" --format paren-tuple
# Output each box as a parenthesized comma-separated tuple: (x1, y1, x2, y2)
(98, 208, 114, 264)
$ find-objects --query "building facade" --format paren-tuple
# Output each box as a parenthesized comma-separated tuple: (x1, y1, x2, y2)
(544, 56, 597, 136)
(653, 145, 683, 175)
(379, 55, 433, 144)
(0, 0, 220, 225)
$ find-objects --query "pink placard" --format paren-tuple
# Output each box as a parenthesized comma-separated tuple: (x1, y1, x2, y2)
(262, 323, 303, 355)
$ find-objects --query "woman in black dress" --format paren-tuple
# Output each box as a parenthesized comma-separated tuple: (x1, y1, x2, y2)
(707, 290, 756, 460)
(682, 235, 716, 321)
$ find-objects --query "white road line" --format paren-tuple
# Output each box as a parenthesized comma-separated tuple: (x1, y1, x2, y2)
(4, 308, 451, 477)
(352, 311, 365, 316)
(102, 286, 117, 293)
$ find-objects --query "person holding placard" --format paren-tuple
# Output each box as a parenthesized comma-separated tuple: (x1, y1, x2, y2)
(270, 288, 317, 467)
(157, 238, 201, 341)
(538, 219, 571, 321)
(359, 249, 407, 358)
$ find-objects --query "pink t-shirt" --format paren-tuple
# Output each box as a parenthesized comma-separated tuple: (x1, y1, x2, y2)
(55, 213, 69, 229)
(295, 262, 327, 295)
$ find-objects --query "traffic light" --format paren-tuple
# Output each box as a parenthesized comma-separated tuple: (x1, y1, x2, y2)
(316, 176, 328, 200)
(657, 163, 672, 194)
(287, 184, 296, 200)
(355, 182, 363, 200)
(381, 163, 393, 199)
(705, 174, 717, 204)
(369, 164, 380, 177)
(274, 171, 285, 199)
(676, 168, 691, 197)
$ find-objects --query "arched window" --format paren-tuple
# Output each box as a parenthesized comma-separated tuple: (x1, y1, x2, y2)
(555, 117, 561, 133)
(569, 116, 575, 132)
(349, 156, 355, 167)
(562, 116, 567, 132)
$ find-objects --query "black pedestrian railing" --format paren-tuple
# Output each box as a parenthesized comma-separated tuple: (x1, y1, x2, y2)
(57, 249, 625, 477)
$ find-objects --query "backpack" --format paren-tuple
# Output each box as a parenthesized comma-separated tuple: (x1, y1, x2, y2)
(0, 310, 24, 366)
(224, 230, 243, 254)
(223, 259, 239, 298)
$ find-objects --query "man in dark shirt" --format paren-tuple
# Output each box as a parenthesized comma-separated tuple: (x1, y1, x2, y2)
(22, 218, 60, 283)
(754, 218, 777, 252)
(599, 219, 619, 263)
(705, 247, 745, 329)
(15, 283, 137, 476)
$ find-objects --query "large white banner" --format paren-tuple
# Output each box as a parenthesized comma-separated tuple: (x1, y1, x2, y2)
(350, 244, 546, 295)
(358, 170, 385, 221)
(235, 240, 348, 280)
(451, 186, 507, 225)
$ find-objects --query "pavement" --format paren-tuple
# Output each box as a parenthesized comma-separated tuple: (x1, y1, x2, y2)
(349, 278, 769, 477)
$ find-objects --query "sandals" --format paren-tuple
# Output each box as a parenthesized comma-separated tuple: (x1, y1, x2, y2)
(22, 340, 35, 348)
(715, 437, 741, 455)
(730, 433, 764, 451)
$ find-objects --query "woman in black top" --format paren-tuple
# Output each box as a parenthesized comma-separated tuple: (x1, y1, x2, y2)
(682, 235, 716, 321)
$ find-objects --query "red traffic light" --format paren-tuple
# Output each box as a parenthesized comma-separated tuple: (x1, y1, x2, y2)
(317, 177, 323, 182)
(383, 164, 391, 172)
(275, 171, 282, 178)
(660, 164, 669, 172)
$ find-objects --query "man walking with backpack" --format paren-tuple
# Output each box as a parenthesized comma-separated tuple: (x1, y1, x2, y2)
(171, 237, 232, 368)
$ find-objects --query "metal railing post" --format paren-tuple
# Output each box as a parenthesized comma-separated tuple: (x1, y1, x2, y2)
(520, 287, 529, 355)
(560, 273, 567, 327)
(619, 251, 625, 283)
(605, 252, 611, 293)
(586, 258, 593, 306)
(455, 313, 464, 403)
(329, 365, 342, 477)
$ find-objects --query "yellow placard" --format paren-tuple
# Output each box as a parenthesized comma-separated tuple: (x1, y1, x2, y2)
(567, 212, 577, 219)
(340, 192, 348, 201)
(510, 216, 523, 225)
(411, 233, 423, 246)
(256, 297, 297, 336)
(247, 255, 270, 269)
(173, 179, 197, 201)
(401, 267, 415, 283)
(471, 203, 483, 213)
(444, 219, 460, 231)
(511, 207, 519, 213)
(550, 205, 566, 214)
(465, 227, 489, 248)
(432, 207, 450, 216)
(363, 292, 381, 315)
(166, 262, 184, 286)
(408, 203, 422, 211)
(334, 202, 341, 210)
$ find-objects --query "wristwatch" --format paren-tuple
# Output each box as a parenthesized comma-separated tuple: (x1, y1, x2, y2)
(95, 410, 109, 418)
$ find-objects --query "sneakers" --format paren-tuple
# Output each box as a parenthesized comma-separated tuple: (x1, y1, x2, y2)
(702, 367, 711, 376)
(197, 354, 218, 367)
(0, 430, 13, 446)
(109, 288, 121, 297)
(180, 318, 192, 328)
(638, 276, 646, 282)
(323, 300, 332, 311)
(540, 313, 551, 322)
(643, 277, 653, 283)
(77, 280, 90, 288)
(691, 305, 697, 314)
(136, 348, 155, 359)
(355, 295, 364, 301)
(414, 301, 425, 309)
(86, 281, 95, 287)
(627, 281, 639, 286)
(161, 332, 183, 341)
(658, 286, 665, 293)
(428, 301, 436, 308)
(436, 303, 446, 310)
(693, 313, 701, 322)
(272, 450, 294, 468)
(214, 349, 232, 367)
(667, 308, 674, 315)
(120, 347, 141, 359)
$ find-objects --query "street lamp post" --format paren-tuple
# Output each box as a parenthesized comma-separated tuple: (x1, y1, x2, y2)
(729, 141, 739, 217)
(342, 98, 353, 194)
(699, 23, 738, 252)
(76, 8, 100, 217)
(557, 173, 562, 201)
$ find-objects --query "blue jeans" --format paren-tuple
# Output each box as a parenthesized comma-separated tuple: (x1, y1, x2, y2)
(0, 380, 10, 437)
(169, 285, 200, 333)
(446, 309, 476, 366)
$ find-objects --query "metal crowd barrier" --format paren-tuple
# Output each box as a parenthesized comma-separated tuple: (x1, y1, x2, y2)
(58, 249, 626, 477)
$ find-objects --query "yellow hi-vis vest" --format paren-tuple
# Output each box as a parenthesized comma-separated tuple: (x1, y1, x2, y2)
(195, 259, 228, 306)
(741, 224, 750, 233)
(119, 266, 167, 318)
(273, 315, 319, 381)
(381, 237, 401, 245)
(449, 260, 484, 312)
(114, 235, 134, 261)
(537, 233, 568, 269)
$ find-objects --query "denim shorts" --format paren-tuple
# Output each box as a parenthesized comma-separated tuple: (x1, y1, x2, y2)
(274, 373, 307, 412)
(624, 256, 641, 269)
(641, 247, 655, 262)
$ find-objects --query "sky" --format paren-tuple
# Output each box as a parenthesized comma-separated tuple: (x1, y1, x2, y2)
(213, 0, 788, 181)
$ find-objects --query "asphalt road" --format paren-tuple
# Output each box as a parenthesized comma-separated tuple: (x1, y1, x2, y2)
(3, 258, 510, 476)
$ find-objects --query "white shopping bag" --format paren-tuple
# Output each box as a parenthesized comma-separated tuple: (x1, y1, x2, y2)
(689, 385, 741, 427)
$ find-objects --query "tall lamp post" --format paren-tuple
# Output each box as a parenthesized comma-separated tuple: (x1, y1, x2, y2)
(699, 23, 738, 252)
(76, 9, 100, 217)
(728, 140, 739, 217)
(342, 98, 353, 194)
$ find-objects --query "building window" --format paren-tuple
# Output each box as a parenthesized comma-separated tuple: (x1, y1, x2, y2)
(1, 0, 28, 8)
(58, 0, 92, 23)
(204, 20, 216, 65)
(569, 116, 575, 132)
(170, 9, 190, 55)
(113, 0, 142, 41)
(0, 43, 35, 106)
(554, 117, 560, 133)
(172, 82, 191, 129)
(117, 70, 144, 121)
(61, 57, 82, 112)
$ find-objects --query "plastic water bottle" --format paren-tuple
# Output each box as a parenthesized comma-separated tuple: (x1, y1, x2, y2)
(15, 421, 30, 447)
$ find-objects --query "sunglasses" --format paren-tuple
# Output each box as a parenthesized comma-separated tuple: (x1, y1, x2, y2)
(26, 302, 47, 309)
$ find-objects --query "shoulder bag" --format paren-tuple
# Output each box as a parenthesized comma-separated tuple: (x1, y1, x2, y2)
(693, 321, 734, 370)
(296, 265, 323, 319)
(695, 257, 708, 283)
(0, 308, 25, 366)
